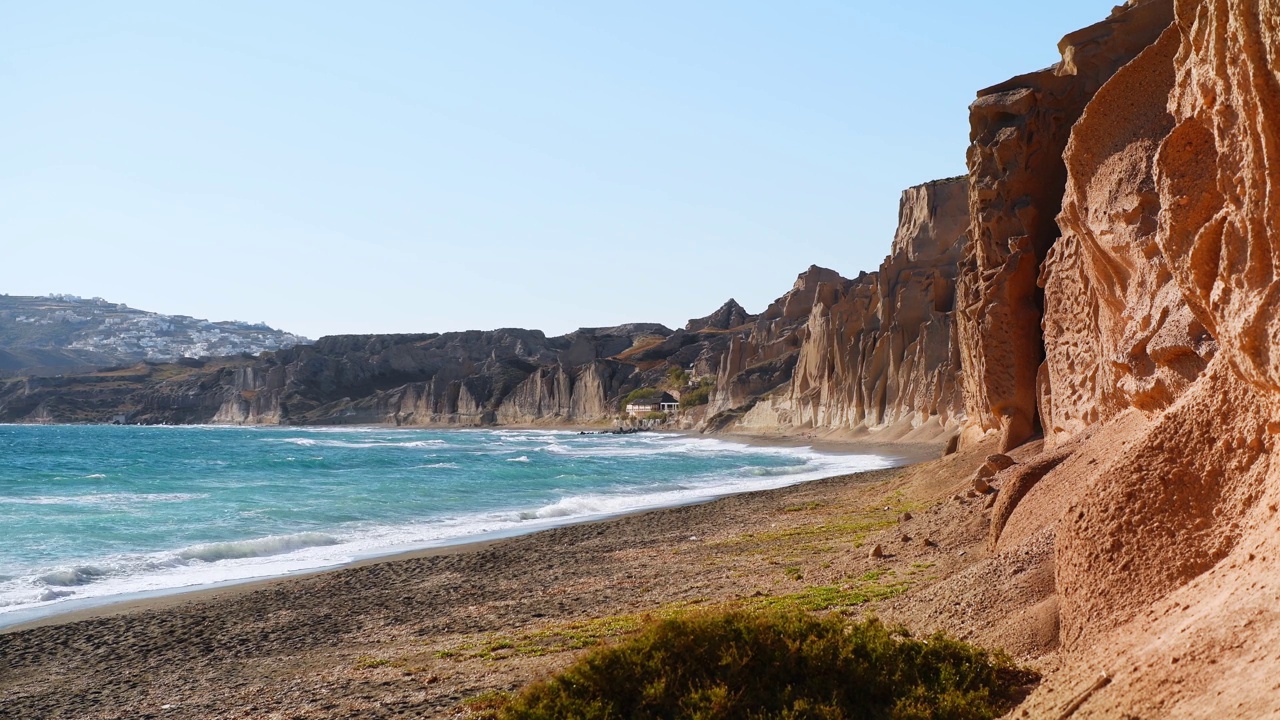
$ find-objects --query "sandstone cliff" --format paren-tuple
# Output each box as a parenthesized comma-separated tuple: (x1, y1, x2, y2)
(707, 178, 968, 438)
(957, 0, 1175, 451)
(951, 0, 1280, 714)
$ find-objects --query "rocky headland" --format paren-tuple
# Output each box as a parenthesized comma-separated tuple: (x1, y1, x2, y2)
(3, 0, 1280, 715)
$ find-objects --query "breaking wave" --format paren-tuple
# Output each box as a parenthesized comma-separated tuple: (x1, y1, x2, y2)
(177, 533, 341, 562)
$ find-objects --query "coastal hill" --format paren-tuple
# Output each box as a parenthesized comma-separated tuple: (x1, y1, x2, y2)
(3, 0, 1280, 715)
(0, 294, 309, 376)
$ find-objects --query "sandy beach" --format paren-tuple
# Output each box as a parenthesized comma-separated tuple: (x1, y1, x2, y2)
(0, 433, 1039, 720)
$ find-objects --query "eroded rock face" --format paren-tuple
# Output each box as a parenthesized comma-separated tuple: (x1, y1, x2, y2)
(705, 266, 846, 421)
(686, 300, 755, 332)
(1052, 0, 1280, 663)
(958, 0, 1175, 451)
(1040, 23, 1214, 446)
(709, 179, 969, 435)
(788, 179, 968, 430)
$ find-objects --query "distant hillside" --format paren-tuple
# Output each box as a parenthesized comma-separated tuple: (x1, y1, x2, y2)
(0, 294, 310, 375)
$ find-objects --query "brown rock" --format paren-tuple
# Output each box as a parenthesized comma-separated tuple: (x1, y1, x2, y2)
(972, 475, 991, 494)
(943, 433, 960, 456)
(984, 454, 1016, 473)
(868, 544, 885, 559)
(899, 511, 913, 522)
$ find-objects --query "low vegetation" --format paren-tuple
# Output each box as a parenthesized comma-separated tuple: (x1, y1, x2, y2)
(666, 366, 690, 386)
(680, 378, 715, 408)
(494, 609, 1037, 720)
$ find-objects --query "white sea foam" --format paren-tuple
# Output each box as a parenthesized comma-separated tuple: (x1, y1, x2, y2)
(278, 438, 450, 449)
(506, 456, 531, 463)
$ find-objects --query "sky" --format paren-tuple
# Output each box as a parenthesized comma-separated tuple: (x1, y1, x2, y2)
(1, 2, 1120, 340)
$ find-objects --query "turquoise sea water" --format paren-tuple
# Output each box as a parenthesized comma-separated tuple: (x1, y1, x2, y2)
(0, 425, 894, 624)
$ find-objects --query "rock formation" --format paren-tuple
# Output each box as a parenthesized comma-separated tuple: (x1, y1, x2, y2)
(957, 0, 1175, 451)
(708, 179, 969, 437)
(789, 179, 968, 431)
(1051, 0, 1280, 649)
(1039, 21, 1214, 445)
(685, 299, 754, 332)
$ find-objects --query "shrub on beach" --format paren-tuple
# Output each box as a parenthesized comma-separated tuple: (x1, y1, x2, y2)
(498, 609, 1037, 720)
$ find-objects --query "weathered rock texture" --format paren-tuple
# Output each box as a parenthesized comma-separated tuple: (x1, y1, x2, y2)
(1052, 0, 1280, 645)
(705, 179, 969, 436)
(957, 0, 1175, 451)
(786, 179, 968, 431)
(1040, 22, 1215, 445)
(998, 0, 1280, 714)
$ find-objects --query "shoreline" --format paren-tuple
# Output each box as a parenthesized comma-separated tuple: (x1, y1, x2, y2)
(0, 426, 935, 634)
(0, 438, 1000, 720)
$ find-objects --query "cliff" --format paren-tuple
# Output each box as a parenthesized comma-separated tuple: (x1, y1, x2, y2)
(956, 0, 1175, 451)
(707, 179, 968, 438)
(0, 322, 749, 427)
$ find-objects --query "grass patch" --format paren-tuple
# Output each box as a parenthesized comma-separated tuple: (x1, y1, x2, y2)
(751, 571, 910, 612)
(462, 690, 515, 720)
(495, 609, 1038, 719)
(436, 614, 652, 661)
(353, 655, 394, 669)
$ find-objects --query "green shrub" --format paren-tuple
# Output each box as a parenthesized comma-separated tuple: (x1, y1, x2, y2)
(642, 411, 668, 422)
(667, 366, 691, 386)
(618, 388, 660, 411)
(498, 610, 1036, 720)
(680, 383, 713, 409)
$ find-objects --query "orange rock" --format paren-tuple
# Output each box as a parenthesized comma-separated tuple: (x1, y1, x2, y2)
(957, 0, 1174, 452)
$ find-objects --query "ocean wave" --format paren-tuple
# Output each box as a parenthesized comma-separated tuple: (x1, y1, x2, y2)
(506, 456, 531, 463)
(416, 462, 460, 469)
(40, 566, 109, 587)
(277, 438, 450, 449)
(177, 533, 341, 562)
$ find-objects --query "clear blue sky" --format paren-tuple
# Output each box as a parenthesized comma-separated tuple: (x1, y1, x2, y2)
(1, 2, 1117, 340)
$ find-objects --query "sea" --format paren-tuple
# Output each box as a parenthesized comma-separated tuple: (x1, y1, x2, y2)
(0, 424, 895, 626)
